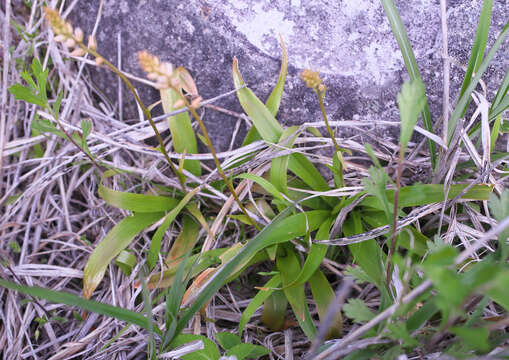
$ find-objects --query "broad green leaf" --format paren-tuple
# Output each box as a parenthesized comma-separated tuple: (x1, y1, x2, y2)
(489, 190, 509, 259)
(265, 35, 288, 116)
(344, 212, 385, 289)
(166, 214, 201, 265)
(282, 218, 331, 289)
(450, 326, 491, 353)
(233, 57, 283, 143)
(381, 0, 436, 165)
(343, 298, 375, 323)
(262, 290, 287, 331)
(226, 343, 270, 360)
(239, 274, 281, 334)
(98, 170, 180, 212)
(277, 244, 317, 339)
(398, 79, 426, 155)
(160, 88, 201, 176)
(83, 212, 165, 298)
(216, 332, 241, 350)
(115, 250, 136, 276)
(147, 187, 200, 270)
(270, 126, 299, 196)
(490, 115, 501, 151)
(0, 279, 156, 333)
(309, 269, 342, 338)
(242, 36, 287, 146)
(170, 334, 220, 360)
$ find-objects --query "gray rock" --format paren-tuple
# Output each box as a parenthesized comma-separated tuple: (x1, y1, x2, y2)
(70, 0, 509, 152)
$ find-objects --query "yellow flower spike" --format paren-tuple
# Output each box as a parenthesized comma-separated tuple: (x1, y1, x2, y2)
(301, 69, 323, 89)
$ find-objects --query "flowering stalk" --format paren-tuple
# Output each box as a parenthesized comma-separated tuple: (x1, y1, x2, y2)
(43, 7, 186, 192)
(301, 69, 344, 187)
(138, 51, 260, 230)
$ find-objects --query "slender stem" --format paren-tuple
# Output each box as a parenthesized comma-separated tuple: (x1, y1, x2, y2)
(386, 152, 403, 288)
(177, 94, 260, 231)
(82, 45, 187, 192)
(316, 88, 344, 187)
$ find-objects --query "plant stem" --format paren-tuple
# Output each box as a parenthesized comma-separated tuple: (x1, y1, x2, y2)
(82, 45, 187, 192)
(386, 152, 403, 289)
(316, 88, 344, 187)
(177, 94, 260, 231)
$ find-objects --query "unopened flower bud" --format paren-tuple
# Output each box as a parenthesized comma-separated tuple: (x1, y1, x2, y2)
(73, 27, 84, 42)
(64, 38, 76, 48)
(88, 35, 97, 51)
(147, 72, 158, 80)
(70, 47, 86, 57)
(54, 34, 66, 42)
(95, 56, 104, 66)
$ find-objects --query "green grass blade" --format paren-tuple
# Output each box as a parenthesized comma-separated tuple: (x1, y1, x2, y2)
(160, 88, 201, 176)
(236, 173, 286, 202)
(261, 290, 288, 331)
(239, 274, 281, 334)
(166, 214, 200, 265)
(99, 170, 180, 212)
(491, 68, 509, 111)
(83, 212, 165, 298)
(458, 0, 492, 118)
(147, 187, 200, 270)
(449, 20, 509, 143)
(0, 279, 157, 334)
(277, 244, 317, 339)
(360, 183, 492, 210)
(381, 0, 436, 166)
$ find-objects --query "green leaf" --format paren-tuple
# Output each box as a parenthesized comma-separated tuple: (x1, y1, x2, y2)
(239, 274, 281, 334)
(386, 322, 420, 348)
(9, 83, 46, 107)
(277, 244, 316, 340)
(381, 0, 436, 165)
(98, 170, 180, 212)
(233, 57, 283, 143)
(398, 79, 426, 155)
(166, 214, 201, 264)
(450, 326, 491, 353)
(226, 343, 270, 360)
(235, 173, 285, 202)
(83, 212, 165, 298)
(170, 334, 220, 360)
(343, 298, 375, 323)
(261, 290, 287, 331)
(490, 115, 501, 152)
(282, 218, 331, 289)
(115, 250, 136, 276)
(458, 0, 492, 119)
(265, 35, 288, 116)
(344, 265, 371, 284)
(0, 279, 156, 333)
(147, 187, 200, 270)
(344, 212, 385, 289)
(489, 190, 509, 259)
(215, 332, 241, 350)
(270, 126, 299, 196)
(309, 269, 342, 338)
(449, 19, 509, 143)
(178, 208, 328, 335)
(160, 88, 201, 176)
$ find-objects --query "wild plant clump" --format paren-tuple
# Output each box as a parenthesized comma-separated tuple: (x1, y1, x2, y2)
(1, 1, 509, 359)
